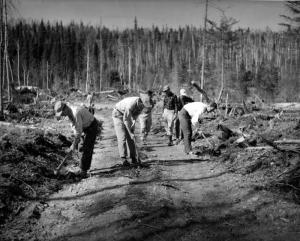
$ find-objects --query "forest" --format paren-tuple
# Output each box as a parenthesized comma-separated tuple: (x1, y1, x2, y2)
(1, 1, 300, 240)
(3, 15, 300, 103)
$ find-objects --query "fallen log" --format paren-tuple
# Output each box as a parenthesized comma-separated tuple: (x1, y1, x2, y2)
(274, 139, 300, 145)
(260, 136, 300, 154)
(95, 90, 115, 95)
(246, 146, 273, 151)
(106, 94, 119, 100)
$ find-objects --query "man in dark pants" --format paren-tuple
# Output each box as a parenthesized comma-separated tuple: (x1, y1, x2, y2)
(162, 85, 178, 146)
(54, 101, 98, 177)
(179, 101, 217, 156)
(175, 88, 194, 143)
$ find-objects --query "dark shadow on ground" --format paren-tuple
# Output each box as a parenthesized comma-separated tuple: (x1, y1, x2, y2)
(45, 170, 229, 202)
(51, 193, 270, 241)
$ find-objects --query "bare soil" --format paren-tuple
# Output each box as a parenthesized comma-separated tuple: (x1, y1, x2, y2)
(1, 100, 300, 241)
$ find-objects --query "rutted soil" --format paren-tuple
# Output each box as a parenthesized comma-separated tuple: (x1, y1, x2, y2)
(1, 102, 300, 241)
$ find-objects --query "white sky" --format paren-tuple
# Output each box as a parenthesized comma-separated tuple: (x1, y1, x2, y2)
(15, 0, 290, 30)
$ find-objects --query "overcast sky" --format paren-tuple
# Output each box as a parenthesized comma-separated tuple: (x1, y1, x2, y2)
(15, 0, 289, 30)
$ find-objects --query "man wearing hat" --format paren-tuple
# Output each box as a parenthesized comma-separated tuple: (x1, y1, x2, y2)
(175, 88, 194, 143)
(139, 90, 155, 145)
(54, 101, 99, 177)
(112, 94, 151, 166)
(162, 85, 178, 146)
(178, 101, 217, 156)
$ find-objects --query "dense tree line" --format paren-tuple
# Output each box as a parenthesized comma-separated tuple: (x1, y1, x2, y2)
(4, 19, 300, 102)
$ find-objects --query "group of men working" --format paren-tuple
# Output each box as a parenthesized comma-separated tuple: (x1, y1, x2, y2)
(54, 85, 217, 177)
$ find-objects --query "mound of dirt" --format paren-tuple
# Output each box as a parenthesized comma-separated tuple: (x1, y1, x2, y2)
(0, 125, 75, 227)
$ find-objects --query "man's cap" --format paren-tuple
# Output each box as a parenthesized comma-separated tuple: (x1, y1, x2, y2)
(162, 85, 170, 92)
(208, 101, 217, 110)
(180, 88, 187, 96)
(54, 101, 66, 116)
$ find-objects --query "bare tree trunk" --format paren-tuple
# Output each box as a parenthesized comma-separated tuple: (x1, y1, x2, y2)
(128, 46, 131, 91)
(8, 58, 13, 85)
(200, 0, 208, 101)
(46, 61, 49, 90)
(86, 46, 90, 93)
(217, 36, 224, 103)
(23, 66, 25, 86)
(26, 71, 29, 86)
(4, 0, 8, 101)
(17, 41, 20, 87)
(0, 0, 3, 115)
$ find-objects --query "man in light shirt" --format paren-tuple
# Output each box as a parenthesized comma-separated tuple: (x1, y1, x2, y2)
(139, 90, 155, 145)
(178, 101, 217, 156)
(54, 101, 99, 178)
(112, 94, 151, 166)
(175, 88, 194, 143)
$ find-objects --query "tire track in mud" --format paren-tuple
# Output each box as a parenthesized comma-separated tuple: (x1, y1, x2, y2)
(34, 107, 300, 241)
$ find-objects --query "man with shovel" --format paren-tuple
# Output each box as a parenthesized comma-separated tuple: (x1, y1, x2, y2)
(54, 101, 99, 178)
(112, 93, 152, 166)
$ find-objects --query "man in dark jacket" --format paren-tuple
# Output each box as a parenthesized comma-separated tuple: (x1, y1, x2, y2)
(162, 85, 178, 146)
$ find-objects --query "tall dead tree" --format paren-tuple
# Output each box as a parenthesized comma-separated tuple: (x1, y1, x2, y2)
(17, 40, 20, 87)
(200, 0, 208, 101)
(0, 0, 3, 115)
(85, 46, 90, 92)
(4, 0, 8, 101)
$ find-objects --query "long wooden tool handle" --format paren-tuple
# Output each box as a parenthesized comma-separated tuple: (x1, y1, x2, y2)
(191, 81, 211, 103)
(55, 154, 71, 172)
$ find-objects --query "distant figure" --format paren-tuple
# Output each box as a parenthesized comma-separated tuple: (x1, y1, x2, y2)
(112, 94, 152, 166)
(139, 90, 155, 145)
(54, 101, 99, 178)
(175, 88, 194, 143)
(162, 85, 178, 146)
(178, 101, 217, 156)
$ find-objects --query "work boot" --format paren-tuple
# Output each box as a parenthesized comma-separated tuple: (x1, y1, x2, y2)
(131, 157, 140, 167)
(122, 159, 130, 167)
(167, 135, 173, 146)
(71, 168, 88, 178)
(141, 134, 147, 145)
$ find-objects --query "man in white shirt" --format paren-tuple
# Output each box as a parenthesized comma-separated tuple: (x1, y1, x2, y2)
(178, 101, 217, 155)
(54, 101, 99, 178)
(112, 94, 151, 166)
(139, 90, 155, 145)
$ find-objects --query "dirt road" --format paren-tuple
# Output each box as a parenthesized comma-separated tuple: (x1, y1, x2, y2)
(33, 106, 300, 241)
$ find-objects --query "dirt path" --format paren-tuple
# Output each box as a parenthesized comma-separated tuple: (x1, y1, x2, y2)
(34, 106, 300, 241)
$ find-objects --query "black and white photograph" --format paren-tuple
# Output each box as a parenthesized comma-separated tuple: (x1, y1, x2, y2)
(0, 0, 300, 240)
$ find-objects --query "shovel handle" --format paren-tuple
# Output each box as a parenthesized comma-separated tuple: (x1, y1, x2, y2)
(54, 153, 72, 175)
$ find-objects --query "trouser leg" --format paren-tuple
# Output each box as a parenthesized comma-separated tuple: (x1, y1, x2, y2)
(175, 118, 180, 139)
(179, 110, 192, 154)
(124, 127, 136, 160)
(113, 116, 128, 158)
(80, 120, 98, 171)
